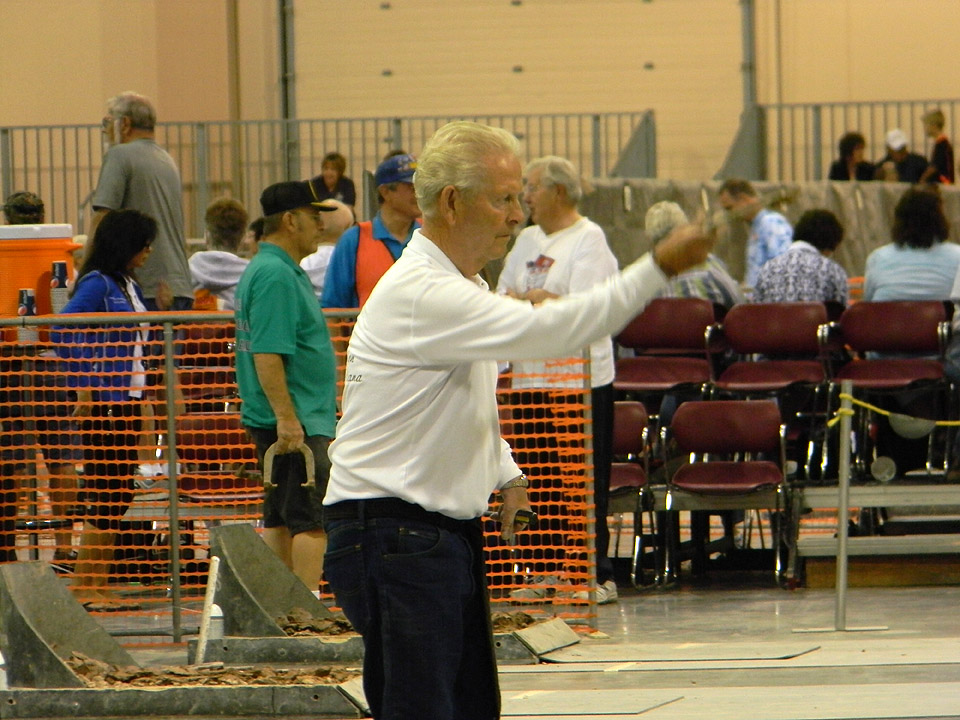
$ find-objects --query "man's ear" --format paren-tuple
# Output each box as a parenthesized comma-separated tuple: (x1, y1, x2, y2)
(438, 185, 458, 225)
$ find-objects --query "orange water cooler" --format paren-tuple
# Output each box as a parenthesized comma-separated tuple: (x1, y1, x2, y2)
(0, 224, 81, 317)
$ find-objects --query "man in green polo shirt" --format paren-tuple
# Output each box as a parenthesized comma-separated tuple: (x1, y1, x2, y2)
(235, 180, 338, 593)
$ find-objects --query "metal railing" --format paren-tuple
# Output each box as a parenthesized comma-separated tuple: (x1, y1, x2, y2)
(762, 98, 960, 182)
(0, 111, 655, 238)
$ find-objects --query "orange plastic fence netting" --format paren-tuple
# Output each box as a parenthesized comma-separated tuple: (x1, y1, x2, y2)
(0, 315, 600, 624)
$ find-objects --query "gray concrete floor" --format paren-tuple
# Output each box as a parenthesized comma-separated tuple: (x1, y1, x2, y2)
(30, 575, 960, 719)
(497, 582, 960, 719)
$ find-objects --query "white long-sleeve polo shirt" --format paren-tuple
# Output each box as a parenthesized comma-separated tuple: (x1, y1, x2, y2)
(323, 230, 667, 520)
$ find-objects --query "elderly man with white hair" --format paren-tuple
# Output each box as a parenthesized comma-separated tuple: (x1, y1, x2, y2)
(321, 121, 712, 720)
(90, 91, 192, 311)
(646, 200, 744, 309)
(300, 198, 355, 299)
(497, 155, 621, 605)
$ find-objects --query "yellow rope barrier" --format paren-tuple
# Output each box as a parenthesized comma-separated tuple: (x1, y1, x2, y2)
(826, 392, 960, 428)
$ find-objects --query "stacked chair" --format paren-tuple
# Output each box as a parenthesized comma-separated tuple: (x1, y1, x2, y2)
(607, 400, 658, 587)
(829, 300, 952, 479)
(613, 297, 718, 444)
(608, 298, 955, 587)
(709, 302, 834, 480)
(659, 399, 787, 585)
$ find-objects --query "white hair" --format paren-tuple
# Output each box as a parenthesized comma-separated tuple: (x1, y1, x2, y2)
(414, 121, 520, 222)
(645, 201, 689, 244)
(106, 91, 157, 131)
(525, 155, 582, 205)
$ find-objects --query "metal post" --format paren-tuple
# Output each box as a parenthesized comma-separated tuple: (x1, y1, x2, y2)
(278, 0, 298, 179)
(812, 105, 823, 181)
(194, 123, 209, 237)
(834, 380, 852, 631)
(163, 322, 183, 643)
(0, 128, 12, 203)
(591, 115, 602, 178)
(739, 0, 757, 108)
(581, 349, 597, 629)
(793, 379, 886, 634)
(645, 111, 658, 179)
(391, 118, 403, 154)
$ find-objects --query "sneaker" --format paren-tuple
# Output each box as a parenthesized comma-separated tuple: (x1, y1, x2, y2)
(575, 579, 619, 605)
(595, 579, 618, 605)
(509, 574, 561, 601)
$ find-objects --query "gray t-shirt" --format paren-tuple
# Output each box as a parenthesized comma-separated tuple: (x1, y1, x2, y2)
(92, 139, 192, 300)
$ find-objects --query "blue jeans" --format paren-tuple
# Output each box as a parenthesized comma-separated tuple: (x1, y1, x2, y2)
(324, 515, 499, 720)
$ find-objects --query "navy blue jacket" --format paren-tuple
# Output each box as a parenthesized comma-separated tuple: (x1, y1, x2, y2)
(53, 271, 148, 402)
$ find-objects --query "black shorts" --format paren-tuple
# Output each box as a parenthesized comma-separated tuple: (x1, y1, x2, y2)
(247, 427, 331, 536)
(79, 402, 141, 531)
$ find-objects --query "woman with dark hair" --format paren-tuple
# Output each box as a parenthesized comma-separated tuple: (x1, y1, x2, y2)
(828, 132, 875, 181)
(55, 208, 156, 610)
(863, 187, 960, 301)
(754, 208, 848, 304)
(308, 151, 356, 207)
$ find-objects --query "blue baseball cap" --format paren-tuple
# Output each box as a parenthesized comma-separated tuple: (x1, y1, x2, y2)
(375, 154, 417, 186)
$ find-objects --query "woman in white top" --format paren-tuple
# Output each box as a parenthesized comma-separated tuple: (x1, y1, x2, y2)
(496, 156, 621, 604)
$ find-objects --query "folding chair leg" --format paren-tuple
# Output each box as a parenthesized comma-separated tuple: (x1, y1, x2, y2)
(774, 487, 792, 586)
(754, 509, 766, 550)
(803, 383, 826, 480)
(689, 511, 709, 576)
(631, 488, 660, 588)
(613, 513, 624, 561)
(815, 382, 836, 481)
(630, 503, 644, 588)
(658, 495, 679, 585)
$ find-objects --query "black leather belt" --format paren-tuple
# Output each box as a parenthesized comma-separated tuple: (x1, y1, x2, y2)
(324, 497, 480, 534)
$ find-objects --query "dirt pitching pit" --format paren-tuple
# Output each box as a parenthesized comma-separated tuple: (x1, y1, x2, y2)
(66, 652, 359, 688)
(276, 608, 355, 637)
(275, 607, 540, 636)
(491, 611, 538, 632)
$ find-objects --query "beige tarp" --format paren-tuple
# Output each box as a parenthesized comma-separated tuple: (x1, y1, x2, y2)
(579, 180, 960, 281)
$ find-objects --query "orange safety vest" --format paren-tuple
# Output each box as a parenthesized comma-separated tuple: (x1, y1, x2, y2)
(355, 221, 398, 308)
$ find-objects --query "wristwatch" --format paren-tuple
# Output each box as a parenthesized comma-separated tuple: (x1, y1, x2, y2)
(500, 474, 529, 490)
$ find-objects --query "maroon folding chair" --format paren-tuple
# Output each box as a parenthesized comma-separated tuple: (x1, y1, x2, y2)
(710, 302, 833, 479)
(711, 302, 830, 393)
(614, 297, 717, 440)
(660, 400, 787, 585)
(607, 401, 659, 586)
(829, 300, 952, 479)
(833, 301, 949, 389)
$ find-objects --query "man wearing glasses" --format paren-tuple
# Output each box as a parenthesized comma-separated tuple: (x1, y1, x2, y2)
(90, 92, 192, 311)
(234, 181, 338, 593)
